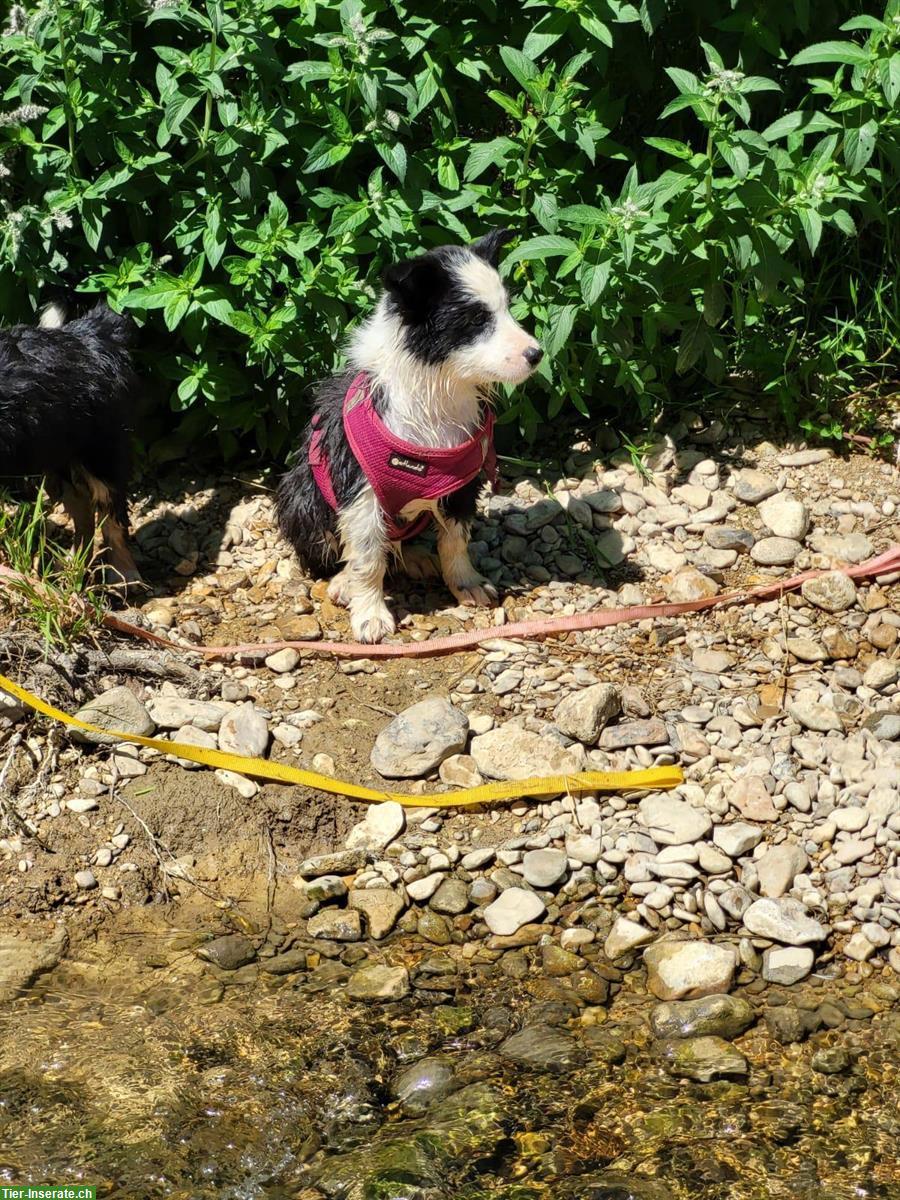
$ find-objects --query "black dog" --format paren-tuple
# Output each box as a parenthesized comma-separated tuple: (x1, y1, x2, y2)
(0, 302, 141, 587)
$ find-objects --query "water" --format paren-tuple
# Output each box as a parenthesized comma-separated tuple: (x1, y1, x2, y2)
(2, 916, 900, 1199)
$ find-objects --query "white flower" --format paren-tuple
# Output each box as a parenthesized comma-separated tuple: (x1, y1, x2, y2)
(51, 210, 73, 230)
(3, 5, 27, 35)
(0, 103, 48, 126)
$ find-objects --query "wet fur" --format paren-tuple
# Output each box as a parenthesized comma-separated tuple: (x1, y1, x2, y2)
(0, 303, 141, 586)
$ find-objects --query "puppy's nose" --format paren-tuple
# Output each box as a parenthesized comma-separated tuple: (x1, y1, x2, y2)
(523, 345, 543, 366)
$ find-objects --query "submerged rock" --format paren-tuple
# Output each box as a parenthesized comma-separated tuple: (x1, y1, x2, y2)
(0, 925, 68, 1002)
(499, 1023, 585, 1072)
(661, 1035, 749, 1081)
(649, 994, 754, 1041)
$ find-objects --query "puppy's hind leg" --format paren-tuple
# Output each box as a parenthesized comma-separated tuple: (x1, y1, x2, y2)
(336, 487, 395, 643)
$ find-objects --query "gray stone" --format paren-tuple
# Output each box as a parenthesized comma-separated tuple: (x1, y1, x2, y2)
(429, 878, 470, 915)
(863, 711, 900, 740)
(349, 887, 405, 939)
(761, 946, 814, 985)
(218, 703, 269, 758)
(307, 908, 363, 942)
(734, 470, 778, 504)
(199, 934, 256, 970)
(265, 647, 300, 673)
(147, 696, 228, 731)
(73, 686, 155, 746)
(347, 963, 410, 1001)
(370, 697, 469, 778)
(750, 537, 802, 566)
(758, 493, 809, 541)
(74, 869, 96, 890)
(713, 822, 762, 857)
(605, 917, 656, 959)
(638, 795, 712, 845)
(392, 1057, 457, 1114)
(788, 699, 842, 733)
(661, 1036, 748, 1081)
(644, 941, 735, 1000)
(470, 725, 585, 784)
(743, 897, 827, 945)
(808, 531, 874, 563)
(757, 843, 808, 898)
(304, 875, 348, 904)
(554, 683, 621, 744)
(705, 526, 755, 553)
(599, 718, 669, 750)
(499, 1024, 585, 1072)
(650, 994, 754, 1041)
(801, 570, 857, 613)
(521, 848, 568, 888)
(863, 659, 900, 690)
(295, 849, 366, 877)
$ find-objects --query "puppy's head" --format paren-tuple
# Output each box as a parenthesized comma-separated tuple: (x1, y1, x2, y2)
(382, 230, 543, 386)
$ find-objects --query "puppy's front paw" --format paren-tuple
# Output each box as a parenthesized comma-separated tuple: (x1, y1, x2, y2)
(448, 576, 499, 608)
(327, 570, 352, 606)
(351, 602, 396, 644)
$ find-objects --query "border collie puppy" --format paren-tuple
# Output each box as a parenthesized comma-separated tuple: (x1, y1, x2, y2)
(0, 302, 141, 588)
(277, 230, 542, 643)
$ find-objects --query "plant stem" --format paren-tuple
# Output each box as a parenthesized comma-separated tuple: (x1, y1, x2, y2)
(55, 0, 76, 167)
(201, 23, 219, 146)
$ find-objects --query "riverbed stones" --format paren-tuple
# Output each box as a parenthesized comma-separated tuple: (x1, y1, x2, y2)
(801, 570, 857, 613)
(644, 941, 735, 1000)
(349, 888, 405, 939)
(0, 925, 68, 1002)
(521, 848, 568, 889)
(650, 994, 754, 1040)
(599, 718, 668, 749)
(743, 898, 827, 945)
(308, 908, 363, 942)
(73, 687, 155, 745)
(757, 844, 809, 898)
(734, 469, 778, 504)
(605, 917, 656, 959)
(370, 697, 468, 778)
(713, 821, 763, 857)
(147, 696, 227, 731)
(484, 888, 546, 936)
(198, 934, 255, 971)
(553, 683, 621, 743)
(347, 963, 410, 1001)
(661, 1036, 748, 1081)
(345, 801, 405, 853)
(499, 1024, 585, 1072)
(761, 946, 815, 985)
(751, 537, 803, 566)
(638, 795, 712, 845)
(470, 725, 585, 782)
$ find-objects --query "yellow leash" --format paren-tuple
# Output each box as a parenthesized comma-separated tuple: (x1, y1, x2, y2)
(0, 672, 683, 808)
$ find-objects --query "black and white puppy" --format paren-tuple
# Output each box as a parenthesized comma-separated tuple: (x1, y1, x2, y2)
(277, 230, 542, 643)
(0, 302, 141, 587)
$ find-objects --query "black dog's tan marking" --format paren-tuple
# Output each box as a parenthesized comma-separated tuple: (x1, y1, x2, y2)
(0, 303, 141, 587)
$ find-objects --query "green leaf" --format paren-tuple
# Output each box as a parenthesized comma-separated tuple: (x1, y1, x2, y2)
(644, 136, 694, 159)
(163, 291, 191, 331)
(463, 137, 515, 181)
(580, 261, 611, 305)
(831, 209, 857, 236)
(762, 110, 838, 141)
(715, 139, 749, 178)
(203, 201, 226, 269)
(377, 141, 407, 182)
(437, 154, 459, 190)
(499, 46, 540, 92)
(676, 319, 707, 373)
(487, 90, 523, 119)
(665, 67, 701, 96)
(703, 281, 726, 326)
(302, 139, 352, 173)
(791, 40, 871, 67)
(505, 234, 579, 264)
(285, 60, 334, 84)
(543, 303, 578, 357)
(839, 15, 886, 32)
(879, 54, 900, 106)
(796, 207, 823, 254)
(557, 203, 606, 226)
(739, 76, 781, 93)
(523, 10, 569, 58)
(578, 14, 613, 46)
(844, 118, 878, 174)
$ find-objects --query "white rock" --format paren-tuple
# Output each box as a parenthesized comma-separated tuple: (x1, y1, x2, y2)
(788, 699, 842, 733)
(406, 872, 445, 902)
(638, 795, 712, 845)
(265, 647, 300, 673)
(553, 683, 621, 744)
(801, 571, 857, 613)
(484, 887, 546, 936)
(214, 768, 259, 799)
(756, 844, 808, 898)
(470, 725, 585, 787)
(218, 703, 269, 758)
(644, 940, 735, 1000)
(758, 493, 809, 541)
(148, 696, 229, 731)
(345, 801, 406, 853)
(370, 697, 469, 778)
(743, 897, 827, 945)
(863, 660, 900, 691)
(713, 822, 762, 857)
(521, 849, 568, 888)
(604, 917, 656, 959)
(565, 832, 602, 864)
(761, 945, 814, 985)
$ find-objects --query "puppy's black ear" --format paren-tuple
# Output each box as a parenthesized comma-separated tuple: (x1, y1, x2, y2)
(471, 228, 514, 267)
(382, 255, 447, 316)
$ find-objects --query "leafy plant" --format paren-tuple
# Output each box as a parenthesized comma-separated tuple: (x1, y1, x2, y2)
(0, 0, 897, 456)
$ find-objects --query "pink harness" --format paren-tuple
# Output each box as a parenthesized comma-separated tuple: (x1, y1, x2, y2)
(309, 372, 497, 541)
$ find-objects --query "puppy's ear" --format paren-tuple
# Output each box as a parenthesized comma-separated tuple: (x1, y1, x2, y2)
(471, 228, 514, 267)
(382, 255, 446, 315)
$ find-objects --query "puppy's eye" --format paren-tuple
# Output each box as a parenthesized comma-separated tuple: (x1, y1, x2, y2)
(471, 310, 491, 329)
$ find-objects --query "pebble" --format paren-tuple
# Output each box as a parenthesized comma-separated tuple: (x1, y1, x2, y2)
(521, 849, 568, 888)
(743, 897, 827, 945)
(553, 683, 621, 744)
(661, 1036, 748, 1081)
(733, 470, 778, 504)
(345, 801, 406, 853)
(750, 537, 802, 566)
(74, 869, 96, 891)
(650, 994, 754, 1040)
(218, 703, 269, 758)
(265, 647, 300, 673)
(599, 718, 668, 750)
(644, 941, 735, 1000)
(638, 795, 712, 845)
(713, 821, 762, 857)
(348, 888, 405, 939)
(307, 909, 363, 941)
(604, 917, 656, 959)
(470, 726, 585, 782)
(147, 696, 228, 731)
(761, 945, 815, 985)
(756, 844, 809, 897)
(483, 888, 546, 936)
(72, 687, 155, 746)
(347, 964, 410, 1001)
(758, 493, 809, 541)
(801, 571, 857, 613)
(370, 697, 469, 778)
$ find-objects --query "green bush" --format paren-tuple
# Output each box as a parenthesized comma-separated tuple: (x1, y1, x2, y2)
(0, 0, 898, 457)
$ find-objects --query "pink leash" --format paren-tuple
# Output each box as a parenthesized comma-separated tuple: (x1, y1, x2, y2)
(87, 543, 900, 661)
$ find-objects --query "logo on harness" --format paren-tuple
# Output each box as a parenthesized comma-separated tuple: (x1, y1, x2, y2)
(388, 453, 428, 477)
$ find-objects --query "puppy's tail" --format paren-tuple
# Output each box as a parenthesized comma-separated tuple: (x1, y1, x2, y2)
(66, 301, 135, 349)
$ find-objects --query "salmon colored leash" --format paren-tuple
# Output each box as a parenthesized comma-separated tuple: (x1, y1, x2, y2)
(96, 543, 900, 661)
